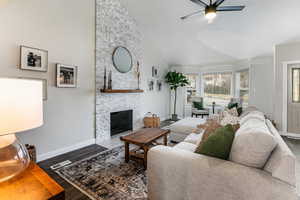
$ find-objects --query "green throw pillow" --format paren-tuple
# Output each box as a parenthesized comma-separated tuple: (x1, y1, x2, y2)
(193, 101, 203, 110)
(195, 124, 235, 160)
(228, 102, 238, 109)
(237, 107, 243, 116)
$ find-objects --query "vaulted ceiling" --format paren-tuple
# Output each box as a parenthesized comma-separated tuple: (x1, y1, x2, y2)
(123, 0, 300, 66)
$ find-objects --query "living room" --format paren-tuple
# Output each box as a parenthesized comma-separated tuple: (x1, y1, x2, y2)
(0, 0, 300, 200)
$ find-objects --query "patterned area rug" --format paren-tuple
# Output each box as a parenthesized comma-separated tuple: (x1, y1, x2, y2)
(55, 146, 147, 200)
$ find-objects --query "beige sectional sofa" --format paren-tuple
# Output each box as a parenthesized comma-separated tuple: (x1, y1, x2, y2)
(148, 116, 298, 200)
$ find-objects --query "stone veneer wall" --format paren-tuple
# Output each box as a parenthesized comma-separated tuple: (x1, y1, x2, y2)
(95, 0, 144, 141)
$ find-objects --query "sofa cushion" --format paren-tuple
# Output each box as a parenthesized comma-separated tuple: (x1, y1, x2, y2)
(239, 111, 265, 126)
(195, 125, 235, 160)
(229, 118, 277, 168)
(174, 142, 197, 152)
(184, 133, 203, 145)
(264, 120, 296, 186)
(170, 117, 206, 134)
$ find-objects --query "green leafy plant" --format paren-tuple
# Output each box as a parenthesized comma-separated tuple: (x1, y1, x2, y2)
(165, 71, 189, 119)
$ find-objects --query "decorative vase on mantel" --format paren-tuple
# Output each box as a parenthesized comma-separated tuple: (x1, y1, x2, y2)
(103, 67, 107, 90)
(136, 61, 141, 90)
(107, 70, 112, 90)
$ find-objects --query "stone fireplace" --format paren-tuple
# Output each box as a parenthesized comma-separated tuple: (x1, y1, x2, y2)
(95, 0, 143, 143)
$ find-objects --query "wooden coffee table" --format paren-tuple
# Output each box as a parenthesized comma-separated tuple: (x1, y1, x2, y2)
(120, 128, 170, 168)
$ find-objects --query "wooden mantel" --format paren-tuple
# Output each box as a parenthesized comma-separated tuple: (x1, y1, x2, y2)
(100, 89, 144, 93)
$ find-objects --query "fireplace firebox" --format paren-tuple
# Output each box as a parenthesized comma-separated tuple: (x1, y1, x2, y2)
(110, 110, 133, 136)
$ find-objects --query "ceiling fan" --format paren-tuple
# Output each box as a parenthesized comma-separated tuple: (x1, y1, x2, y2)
(181, 0, 245, 20)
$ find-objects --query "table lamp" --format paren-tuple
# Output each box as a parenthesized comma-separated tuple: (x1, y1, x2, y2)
(0, 78, 43, 183)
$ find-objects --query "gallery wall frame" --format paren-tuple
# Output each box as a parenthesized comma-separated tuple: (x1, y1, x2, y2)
(56, 63, 78, 88)
(20, 46, 48, 72)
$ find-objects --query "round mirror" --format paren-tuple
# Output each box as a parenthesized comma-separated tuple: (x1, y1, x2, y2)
(112, 46, 133, 73)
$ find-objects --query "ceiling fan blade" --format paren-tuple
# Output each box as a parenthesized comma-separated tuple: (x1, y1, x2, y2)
(213, 0, 226, 6)
(190, 0, 208, 8)
(181, 10, 203, 20)
(217, 5, 245, 11)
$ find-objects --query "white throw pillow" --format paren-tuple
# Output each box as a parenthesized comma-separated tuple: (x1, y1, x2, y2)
(239, 111, 265, 126)
(220, 112, 239, 126)
(229, 118, 277, 168)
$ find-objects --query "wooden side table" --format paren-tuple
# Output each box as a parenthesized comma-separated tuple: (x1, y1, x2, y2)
(0, 162, 65, 200)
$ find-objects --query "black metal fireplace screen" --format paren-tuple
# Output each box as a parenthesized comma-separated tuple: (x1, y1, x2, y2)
(110, 110, 133, 136)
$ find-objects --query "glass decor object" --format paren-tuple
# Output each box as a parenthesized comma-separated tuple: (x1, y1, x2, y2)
(0, 78, 43, 183)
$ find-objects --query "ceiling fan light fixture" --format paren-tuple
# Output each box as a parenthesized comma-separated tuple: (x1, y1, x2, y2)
(205, 11, 216, 20)
(205, 6, 217, 20)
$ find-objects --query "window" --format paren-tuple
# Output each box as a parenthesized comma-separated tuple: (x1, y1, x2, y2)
(235, 70, 250, 106)
(203, 72, 232, 106)
(186, 74, 197, 104)
(292, 68, 300, 103)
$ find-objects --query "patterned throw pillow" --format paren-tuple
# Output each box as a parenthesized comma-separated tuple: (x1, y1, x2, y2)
(224, 107, 239, 117)
(197, 119, 223, 147)
(221, 111, 240, 126)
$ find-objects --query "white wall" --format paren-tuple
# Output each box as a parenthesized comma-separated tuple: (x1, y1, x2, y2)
(274, 42, 300, 130)
(0, 0, 96, 161)
(248, 57, 274, 117)
(140, 41, 170, 120)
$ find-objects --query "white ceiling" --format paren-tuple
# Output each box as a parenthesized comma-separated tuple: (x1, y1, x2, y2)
(123, 0, 300, 66)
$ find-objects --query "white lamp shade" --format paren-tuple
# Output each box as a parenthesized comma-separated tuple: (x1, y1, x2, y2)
(0, 78, 43, 135)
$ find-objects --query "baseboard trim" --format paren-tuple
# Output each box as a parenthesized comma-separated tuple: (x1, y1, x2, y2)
(37, 138, 96, 162)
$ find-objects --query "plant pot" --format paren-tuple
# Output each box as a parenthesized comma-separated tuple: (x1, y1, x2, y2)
(171, 114, 178, 121)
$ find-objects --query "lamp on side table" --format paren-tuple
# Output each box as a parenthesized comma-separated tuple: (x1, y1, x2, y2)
(0, 78, 43, 183)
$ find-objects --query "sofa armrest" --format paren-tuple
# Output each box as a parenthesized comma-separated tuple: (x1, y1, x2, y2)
(148, 146, 297, 200)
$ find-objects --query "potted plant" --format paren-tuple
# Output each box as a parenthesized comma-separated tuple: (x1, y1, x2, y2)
(165, 71, 189, 121)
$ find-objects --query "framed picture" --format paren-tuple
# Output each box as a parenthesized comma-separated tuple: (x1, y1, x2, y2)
(152, 66, 159, 78)
(56, 63, 77, 88)
(157, 80, 162, 91)
(18, 77, 48, 101)
(20, 46, 48, 72)
(148, 79, 154, 91)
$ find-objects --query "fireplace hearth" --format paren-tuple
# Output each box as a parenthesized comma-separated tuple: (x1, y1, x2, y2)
(110, 110, 133, 136)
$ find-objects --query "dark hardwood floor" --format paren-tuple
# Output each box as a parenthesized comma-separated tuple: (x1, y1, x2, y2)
(38, 144, 107, 200)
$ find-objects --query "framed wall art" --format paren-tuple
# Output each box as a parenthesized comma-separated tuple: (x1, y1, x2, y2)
(20, 46, 48, 72)
(152, 66, 159, 78)
(56, 63, 77, 88)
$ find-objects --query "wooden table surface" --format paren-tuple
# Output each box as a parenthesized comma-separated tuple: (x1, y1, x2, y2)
(120, 128, 170, 145)
(120, 128, 170, 168)
(0, 162, 65, 200)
